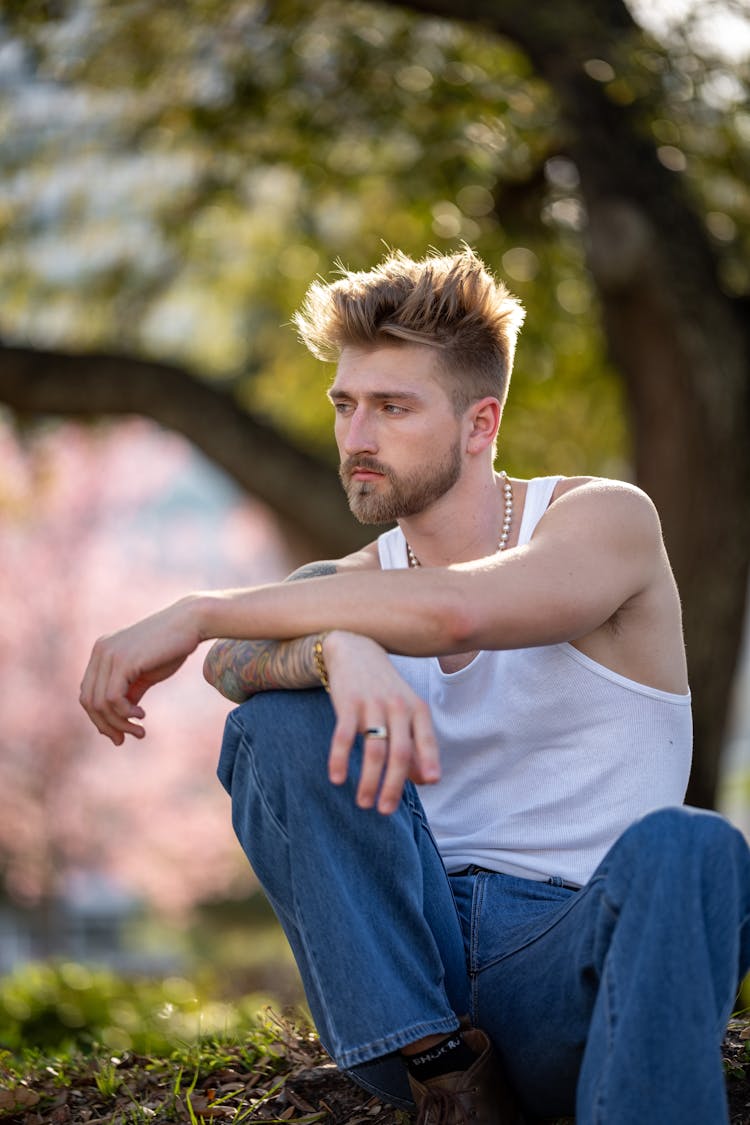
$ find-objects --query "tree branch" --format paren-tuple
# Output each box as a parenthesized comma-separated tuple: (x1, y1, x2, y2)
(0, 343, 369, 558)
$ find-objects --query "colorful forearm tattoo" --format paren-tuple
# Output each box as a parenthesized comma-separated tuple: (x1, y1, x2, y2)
(203, 562, 338, 701)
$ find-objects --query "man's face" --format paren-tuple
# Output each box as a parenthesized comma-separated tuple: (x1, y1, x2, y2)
(329, 343, 465, 525)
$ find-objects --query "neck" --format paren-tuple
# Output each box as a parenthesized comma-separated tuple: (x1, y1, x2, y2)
(399, 469, 513, 567)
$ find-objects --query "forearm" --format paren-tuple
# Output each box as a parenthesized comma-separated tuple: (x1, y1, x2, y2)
(190, 483, 659, 655)
(192, 568, 466, 655)
(203, 635, 320, 701)
(81, 481, 666, 749)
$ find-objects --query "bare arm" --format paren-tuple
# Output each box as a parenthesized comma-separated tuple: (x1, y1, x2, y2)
(195, 482, 668, 653)
(202, 561, 339, 702)
(81, 481, 676, 742)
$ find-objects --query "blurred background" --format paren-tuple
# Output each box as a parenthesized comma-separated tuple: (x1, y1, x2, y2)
(0, 0, 749, 1054)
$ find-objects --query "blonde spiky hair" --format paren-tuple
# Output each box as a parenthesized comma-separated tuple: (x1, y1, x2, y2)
(293, 246, 525, 412)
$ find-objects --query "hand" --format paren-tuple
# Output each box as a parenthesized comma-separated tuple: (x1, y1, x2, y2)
(79, 597, 203, 744)
(323, 631, 440, 815)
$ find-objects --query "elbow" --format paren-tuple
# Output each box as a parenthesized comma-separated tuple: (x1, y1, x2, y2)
(202, 646, 219, 688)
(202, 645, 248, 703)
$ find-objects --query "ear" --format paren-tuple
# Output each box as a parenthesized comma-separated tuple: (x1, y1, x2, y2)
(465, 397, 501, 454)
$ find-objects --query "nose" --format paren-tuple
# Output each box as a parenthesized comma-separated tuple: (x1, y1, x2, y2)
(339, 406, 378, 457)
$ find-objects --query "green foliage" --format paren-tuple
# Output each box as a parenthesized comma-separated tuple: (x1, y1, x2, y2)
(0, 960, 270, 1056)
(1, 0, 748, 476)
(0, 0, 629, 475)
(93, 1057, 123, 1096)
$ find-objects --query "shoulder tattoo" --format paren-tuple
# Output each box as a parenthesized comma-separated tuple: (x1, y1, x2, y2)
(286, 561, 339, 582)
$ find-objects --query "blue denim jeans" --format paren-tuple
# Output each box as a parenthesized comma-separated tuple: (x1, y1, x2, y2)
(217, 690, 750, 1123)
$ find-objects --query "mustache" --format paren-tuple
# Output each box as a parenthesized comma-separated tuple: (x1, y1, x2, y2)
(339, 456, 392, 480)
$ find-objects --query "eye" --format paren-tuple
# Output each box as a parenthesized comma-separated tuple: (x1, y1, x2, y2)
(383, 403, 407, 415)
(332, 401, 354, 415)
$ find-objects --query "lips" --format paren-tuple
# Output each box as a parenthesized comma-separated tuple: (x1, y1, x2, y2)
(341, 456, 388, 481)
(351, 468, 384, 481)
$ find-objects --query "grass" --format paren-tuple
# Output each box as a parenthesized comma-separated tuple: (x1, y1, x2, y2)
(2, 1015, 750, 1123)
(2, 1017, 750, 1123)
(1, 957, 750, 1123)
(0, 1010, 409, 1123)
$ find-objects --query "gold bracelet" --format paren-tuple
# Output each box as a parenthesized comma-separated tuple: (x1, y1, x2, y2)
(312, 632, 331, 692)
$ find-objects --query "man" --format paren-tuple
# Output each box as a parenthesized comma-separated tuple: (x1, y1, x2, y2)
(81, 248, 750, 1124)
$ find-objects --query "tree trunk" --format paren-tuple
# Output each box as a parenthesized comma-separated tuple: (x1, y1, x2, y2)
(388, 0, 750, 807)
(586, 202, 750, 809)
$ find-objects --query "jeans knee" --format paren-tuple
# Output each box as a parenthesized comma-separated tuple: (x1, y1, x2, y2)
(239, 687, 334, 763)
(234, 687, 334, 732)
(219, 688, 336, 796)
(624, 806, 748, 880)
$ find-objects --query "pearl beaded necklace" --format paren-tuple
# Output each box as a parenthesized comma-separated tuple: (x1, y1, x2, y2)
(405, 471, 514, 568)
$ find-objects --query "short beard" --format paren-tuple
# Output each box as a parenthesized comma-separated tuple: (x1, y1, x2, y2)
(339, 440, 463, 524)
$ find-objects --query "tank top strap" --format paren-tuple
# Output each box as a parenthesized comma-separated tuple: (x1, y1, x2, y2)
(377, 476, 563, 563)
(516, 476, 562, 546)
(377, 524, 408, 570)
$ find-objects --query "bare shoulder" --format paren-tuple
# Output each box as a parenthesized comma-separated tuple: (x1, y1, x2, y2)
(286, 542, 380, 582)
(539, 477, 686, 694)
(551, 475, 654, 508)
(546, 476, 662, 541)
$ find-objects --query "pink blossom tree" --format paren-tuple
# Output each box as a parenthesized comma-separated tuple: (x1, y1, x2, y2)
(0, 414, 291, 918)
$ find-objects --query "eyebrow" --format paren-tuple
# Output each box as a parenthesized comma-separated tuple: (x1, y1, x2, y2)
(327, 388, 424, 404)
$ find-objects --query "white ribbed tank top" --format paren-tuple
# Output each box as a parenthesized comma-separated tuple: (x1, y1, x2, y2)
(377, 476, 692, 887)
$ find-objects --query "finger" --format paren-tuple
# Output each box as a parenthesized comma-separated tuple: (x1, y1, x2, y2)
(376, 702, 413, 815)
(356, 719, 389, 809)
(101, 719, 145, 744)
(86, 647, 143, 740)
(80, 689, 145, 744)
(80, 648, 120, 741)
(328, 707, 359, 786)
(82, 703, 124, 745)
(89, 645, 115, 720)
(79, 688, 141, 745)
(97, 662, 136, 730)
(103, 690, 145, 724)
(79, 653, 97, 712)
(409, 700, 441, 784)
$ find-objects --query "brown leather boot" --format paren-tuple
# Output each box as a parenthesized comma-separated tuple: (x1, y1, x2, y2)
(407, 1028, 522, 1124)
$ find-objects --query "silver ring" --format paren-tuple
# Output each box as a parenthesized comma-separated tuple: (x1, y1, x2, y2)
(364, 725, 388, 740)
